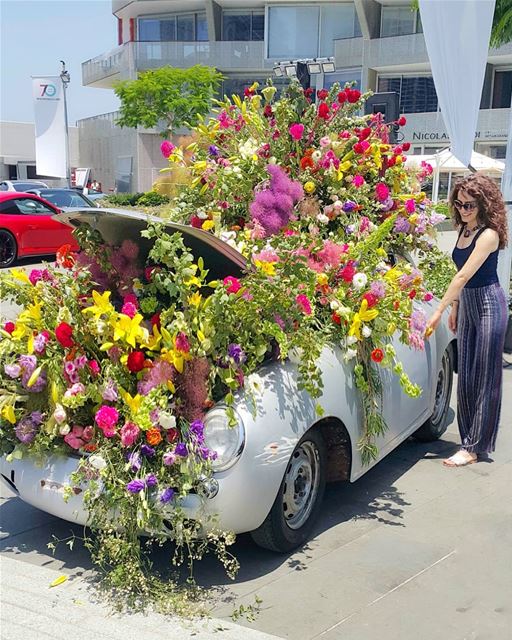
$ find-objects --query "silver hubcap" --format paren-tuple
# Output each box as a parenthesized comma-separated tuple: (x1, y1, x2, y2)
(282, 440, 320, 530)
(431, 352, 450, 425)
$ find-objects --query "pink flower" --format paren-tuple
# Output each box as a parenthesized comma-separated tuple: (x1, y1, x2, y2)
(88, 360, 100, 376)
(252, 249, 279, 263)
(405, 199, 416, 214)
(352, 175, 365, 187)
(175, 332, 190, 353)
(120, 422, 140, 447)
(375, 183, 390, 202)
(160, 140, 175, 158)
(29, 269, 44, 285)
(289, 123, 305, 140)
(95, 405, 119, 438)
(424, 292, 434, 302)
(359, 216, 370, 233)
(224, 276, 241, 294)
(121, 301, 137, 318)
(64, 425, 93, 450)
(296, 294, 312, 315)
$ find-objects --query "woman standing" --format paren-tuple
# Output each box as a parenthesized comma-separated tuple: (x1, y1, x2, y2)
(426, 174, 509, 466)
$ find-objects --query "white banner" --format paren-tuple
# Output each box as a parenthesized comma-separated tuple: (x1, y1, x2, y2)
(32, 76, 67, 177)
(418, 0, 495, 168)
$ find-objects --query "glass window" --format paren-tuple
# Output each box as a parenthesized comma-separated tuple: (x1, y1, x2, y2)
(381, 6, 416, 37)
(378, 76, 438, 113)
(320, 5, 359, 56)
(223, 14, 251, 41)
(14, 198, 55, 215)
(324, 69, 361, 91)
(268, 6, 319, 59)
(177, 14, 194, 41)
(492, 70, 512, 108)
(252, 13, 264, 41)
(138, 18, 162, 41)
(196, 13, 208, 41)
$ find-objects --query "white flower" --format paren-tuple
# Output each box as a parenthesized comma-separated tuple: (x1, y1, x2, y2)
(330, 300, 340, 310)
(317, 213, 329, 225)
(346, 335, 358, 346)
(239, 137, 258, 159)
(89, 455, 107, 471)
(59, 424, 70, 436)
(288, 347, 304, 364)
(196, 209, 208, 219)
(352, 273, 368, 290)
(362, 326, 372, 338)
(312, 150, 322, 162)
(344, 348, 358, 361)
(333, 200, 343, 210)
(53, 404, 66, 425)
(159, 413, 176, 431)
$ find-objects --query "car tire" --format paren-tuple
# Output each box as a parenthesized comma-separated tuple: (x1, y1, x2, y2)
(0, 230, 17, 268)
(250, 429, 326, 553)
(413, 345, 454, 442)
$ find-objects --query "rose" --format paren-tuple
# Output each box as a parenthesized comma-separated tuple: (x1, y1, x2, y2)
(317, 89, 329, 100)
(146, 428, 163, 446)
(95, 405, 119, 438)
(160, 140, 175, 158)
(362, 293, 379, 308)
(55, 322, 74, 348)
(398, 116, 407, 126)
(127, 351, 146, 373)
(3, 322, 15, 334)
(289, 123, 305, 141)
(337, 91, 347, 103)
(371, 348, 384, 363)
(223, 276, 241, 294)
(347, 89, 361, 103)
(375, 183, 390, 202)
(318, 103, 330, 120)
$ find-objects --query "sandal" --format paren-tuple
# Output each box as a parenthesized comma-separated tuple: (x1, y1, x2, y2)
(443, 450, 477, 467)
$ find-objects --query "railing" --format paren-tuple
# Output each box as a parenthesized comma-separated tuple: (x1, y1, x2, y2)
(82, 45, 131, 85)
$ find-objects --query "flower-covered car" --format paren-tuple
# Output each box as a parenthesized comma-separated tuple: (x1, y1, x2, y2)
(0, 208, 454, 553)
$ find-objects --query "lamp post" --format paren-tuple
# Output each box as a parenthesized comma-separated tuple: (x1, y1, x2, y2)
(59, 60, 71, 188)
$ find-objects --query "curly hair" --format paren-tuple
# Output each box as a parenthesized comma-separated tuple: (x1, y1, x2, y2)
(449, 173, 508, 249)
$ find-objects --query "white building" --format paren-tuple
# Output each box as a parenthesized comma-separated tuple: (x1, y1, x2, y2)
(80, 0, 512, 195)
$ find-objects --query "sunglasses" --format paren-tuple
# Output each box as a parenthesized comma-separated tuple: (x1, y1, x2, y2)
(454, 200, 478, 211)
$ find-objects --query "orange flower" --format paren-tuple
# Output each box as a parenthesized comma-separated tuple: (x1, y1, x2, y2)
(146, 428, 163, 446)
(56, 244, 76, 269)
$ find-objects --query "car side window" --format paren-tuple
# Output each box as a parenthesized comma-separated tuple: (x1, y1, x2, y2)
(14, 198, 55, 215)
(0, 200, 20, 214)
(0, 183, 9, 191)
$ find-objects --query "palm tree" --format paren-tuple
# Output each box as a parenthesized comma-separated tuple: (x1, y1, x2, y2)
(490, 0, 512, 48)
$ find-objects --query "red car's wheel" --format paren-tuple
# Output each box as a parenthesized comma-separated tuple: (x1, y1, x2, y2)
(0, 229, 17, 268)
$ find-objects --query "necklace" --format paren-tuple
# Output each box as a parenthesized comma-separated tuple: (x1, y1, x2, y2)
(463, 224, 480, 238)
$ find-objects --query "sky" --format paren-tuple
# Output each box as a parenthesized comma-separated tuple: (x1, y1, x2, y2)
(0, 0, 120, 125)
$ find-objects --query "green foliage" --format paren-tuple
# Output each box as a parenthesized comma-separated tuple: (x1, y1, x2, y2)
(114, 65, 224, 134)
(418, 247, 457, 299)
(102, 192, 170, 207)
(491, 0, 512, 48)
(136, 191, 170, 207)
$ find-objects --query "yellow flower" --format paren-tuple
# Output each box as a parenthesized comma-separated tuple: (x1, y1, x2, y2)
(143, 324, 162, 351)
(202, 219, 215, 231)
(188, 292, 202, 307)
(316, 273, 328, 286)
(261, 86, 277, 102)
(254, 260, 276, 276)
(249, 81, 260, 92)
(1, 405, 16, 424)
(384, 267, 403, 282)
(10, 268, 31, 285)
(349, 300, 379, 340)
(377, 248, 388, 257)
(251, 95, 262, 110)
(112, 313, 145, 348)
(82, 290, 114, 320)
(193, 160, 207, 173)
(121, 390, 142, 416)
(304, 181, 315, 193)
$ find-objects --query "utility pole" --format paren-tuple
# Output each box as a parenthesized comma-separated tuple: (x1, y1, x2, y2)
(59, 60, 71, 188)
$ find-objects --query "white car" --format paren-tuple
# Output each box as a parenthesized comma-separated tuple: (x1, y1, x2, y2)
(0, 210, 455, 552)
(0, 179, 49, 192)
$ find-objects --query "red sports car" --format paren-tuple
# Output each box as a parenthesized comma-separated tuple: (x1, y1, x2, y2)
(0, 192, 79, 268)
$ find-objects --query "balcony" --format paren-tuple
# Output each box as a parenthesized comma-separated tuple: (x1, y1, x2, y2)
(83, 40, 270, 88)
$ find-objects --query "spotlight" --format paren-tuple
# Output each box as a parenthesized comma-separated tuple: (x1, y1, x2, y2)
(273, 64, 283, 78)
(306, 59, 322, 74)
(284, 62, 297, 77)
(321, 58, 336, 74)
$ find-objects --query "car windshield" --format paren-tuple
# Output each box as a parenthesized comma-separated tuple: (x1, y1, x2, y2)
(40, 191, 94, 207)
(13, 182, 46, 191)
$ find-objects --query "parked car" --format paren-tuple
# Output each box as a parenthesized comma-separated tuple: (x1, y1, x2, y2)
(0, 209, 455, 552)
(25, 188, 97, 209)
(71, 186, 107, 202)
(0, 193, 79, 268)
(0, 180, 49, 192)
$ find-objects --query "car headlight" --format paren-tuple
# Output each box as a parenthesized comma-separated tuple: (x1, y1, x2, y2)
(203, 406, 245, 472)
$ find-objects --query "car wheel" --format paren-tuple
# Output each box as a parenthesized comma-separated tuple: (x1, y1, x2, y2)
(250, 430, 326, 553)
(413, 346, 454, 442)
(0, 230, 17, 268)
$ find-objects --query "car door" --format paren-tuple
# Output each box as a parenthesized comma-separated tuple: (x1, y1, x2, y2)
(11, 198, 72, 253)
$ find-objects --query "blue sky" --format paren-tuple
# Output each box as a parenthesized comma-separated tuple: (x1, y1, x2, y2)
(0, 0, 120, 125)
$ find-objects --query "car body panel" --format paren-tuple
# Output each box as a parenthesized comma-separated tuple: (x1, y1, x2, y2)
(0, 207, 454, 534)
(0, 192, 79, 259)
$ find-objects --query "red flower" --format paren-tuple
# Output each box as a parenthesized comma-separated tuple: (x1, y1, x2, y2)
(150, 312, 161, 328)
(409, 289, 417, 299)
(339, 263, 356, 283)
(371, 348, 384, 363)
(56, 244, 75, 269)
(402, 142, 411, 151)
(223, 276, 241, 294)
(304, 87, 314, 98)
(398, 116, 407, 126)
(166, 427, 179, 444)
(263, 104, 273, 118)
(358, 127, 372, 141)
(317, 89, 329, 100)
(337, 91, 347, 103)
(3, 322, 15, 334)
(362, 292, 378, 308)
(387, 156, 396, 167)
(317, 102, 330, 120)
(300, 155, 315, 170)
(347, 89, 361, 103)
(190, 215, 203, 228)
(88, 360, 100, 376)
(331, 312, 341, 325)
(55, 322, 74, 348)
(127, 351, 146, 373)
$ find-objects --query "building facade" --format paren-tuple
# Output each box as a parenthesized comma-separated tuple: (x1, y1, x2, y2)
(80, 0, 512, 193)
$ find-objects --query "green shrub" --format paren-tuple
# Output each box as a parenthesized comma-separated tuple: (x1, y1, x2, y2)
(136, 191, 170, 207)
(102, 191, 169, 207)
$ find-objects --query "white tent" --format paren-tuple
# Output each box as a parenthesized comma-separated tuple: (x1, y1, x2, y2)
(405, 148, 505, 202)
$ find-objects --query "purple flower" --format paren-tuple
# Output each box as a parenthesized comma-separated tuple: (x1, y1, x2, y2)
(4, 363, 21, 378)
(394, 216, 411, 234)
(208, 145, 219, 157)
(140, 444, 155, 458)
(410, 310, 427, 333)
(370, 281, 386, 299)
(160, 487, 175, 504)
(14, 411, 43, 444)
(127, 451, 141, 472)
(175, 443, 188, 457)
(342, 200, 357, 212)
(102, 380, 118, 402)
(163, 451, 177, 466)
(227, 343, 246, 365)
(145, 473, 158, 487)
(28, 269, 43, 285)
(126, 479, 146, 494)
(189, 420, 205, 444)
(33, 332, 49, 355)
(200, 446, 217, 460)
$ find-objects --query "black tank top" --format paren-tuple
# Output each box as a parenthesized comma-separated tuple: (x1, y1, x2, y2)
(452, 227, 499, 289)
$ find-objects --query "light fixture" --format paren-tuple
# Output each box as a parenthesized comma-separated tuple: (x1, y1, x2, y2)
(273, 64, 283, 78)
(284, 62, 297, 77)
(321, 58, 336, 74)
(306, 59, 322, 74)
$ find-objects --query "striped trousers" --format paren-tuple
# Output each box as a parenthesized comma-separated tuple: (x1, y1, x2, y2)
(457, 282, 508, 454)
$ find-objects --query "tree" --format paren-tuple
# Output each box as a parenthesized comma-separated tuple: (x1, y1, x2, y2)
(113, 65, 223, 135)
(490, 0, 512, 48)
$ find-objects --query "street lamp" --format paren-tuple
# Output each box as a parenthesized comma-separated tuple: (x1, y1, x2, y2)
(59, 60, 71, 188)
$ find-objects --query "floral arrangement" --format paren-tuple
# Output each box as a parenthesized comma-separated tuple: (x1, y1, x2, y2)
(0, 80, 443, 610)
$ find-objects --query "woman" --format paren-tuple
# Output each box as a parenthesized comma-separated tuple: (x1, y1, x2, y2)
(426, 173, 508, 467)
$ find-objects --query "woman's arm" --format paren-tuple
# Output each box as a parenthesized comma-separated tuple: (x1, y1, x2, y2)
(426, 229, 499, 333)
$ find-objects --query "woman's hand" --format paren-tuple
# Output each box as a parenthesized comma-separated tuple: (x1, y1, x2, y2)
(448, 305, 458, 334)
(425, 308, 443, 339)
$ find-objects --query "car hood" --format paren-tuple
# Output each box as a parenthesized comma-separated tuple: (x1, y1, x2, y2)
(55, 207, 247, 280)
